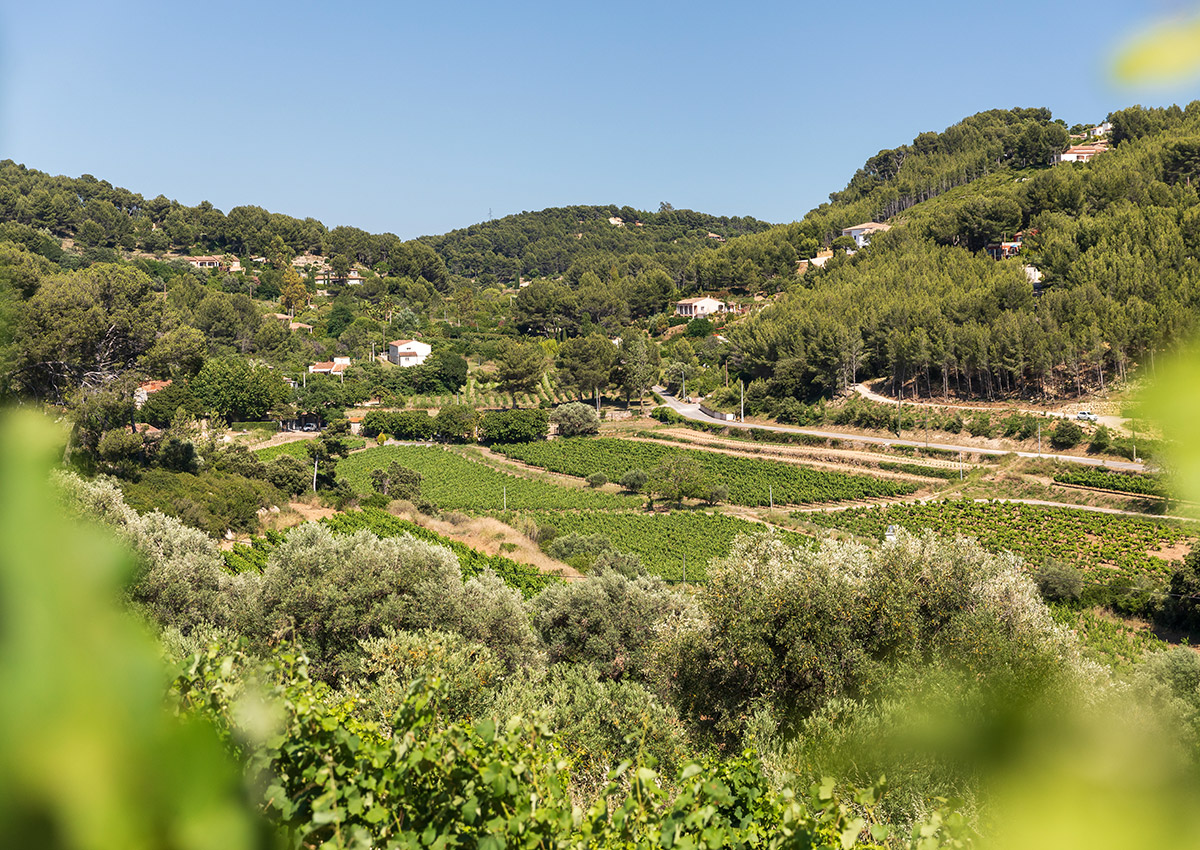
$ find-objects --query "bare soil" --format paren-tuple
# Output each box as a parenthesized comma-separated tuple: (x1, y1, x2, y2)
(389, 507, 582, 580)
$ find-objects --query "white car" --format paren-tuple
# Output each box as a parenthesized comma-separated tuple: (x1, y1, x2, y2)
(1075, 411, 1098, 422)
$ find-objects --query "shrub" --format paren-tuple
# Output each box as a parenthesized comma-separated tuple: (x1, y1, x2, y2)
(1050, 419, 1084, 449)
(477, 408, 549, 444)
(650, 406, 683, 424)
(1088, 425, 1112, 454)
(620, 468, 649, 493)
(967, 413, 993, 438)
(548, 533, 615, 571)
(434, 404, 477, 443)
(586, 472, 607, 488)
(492, 663, 690, 795)
(255, 523, 469, 680)
(532, 570, 694, 680)
(369, 462, 422, 500)
(353, 628, 503, 725)
(648, 454, 709, 506)
(264, 455, 310, 496)
(551, 402, 601, 437)
(1033, 560, 1083, 603)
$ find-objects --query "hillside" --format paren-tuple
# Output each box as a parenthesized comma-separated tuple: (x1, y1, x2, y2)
(418, 203, 773, 283)
(701, 103, 1200, 413)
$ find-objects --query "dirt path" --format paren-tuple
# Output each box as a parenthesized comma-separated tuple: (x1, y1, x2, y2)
(651, 427, 962, 472)
(853, 380, 1131, 435)
(390, 508, 583, 580)
(617, 433, 936, 486)
(248, 430, 317, 450)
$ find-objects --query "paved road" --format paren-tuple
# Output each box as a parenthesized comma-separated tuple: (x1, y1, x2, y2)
(652, 388, 1146, 473)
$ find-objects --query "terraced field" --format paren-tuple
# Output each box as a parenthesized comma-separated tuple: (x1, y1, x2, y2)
(494, 437, 920, 507)
(804, 500, 1195, 581)
(337, 445, 641, 511)
(514, 509, 812, 581)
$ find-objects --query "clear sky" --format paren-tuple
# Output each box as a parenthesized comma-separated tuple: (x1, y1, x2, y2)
(1, 0, 1197, 239)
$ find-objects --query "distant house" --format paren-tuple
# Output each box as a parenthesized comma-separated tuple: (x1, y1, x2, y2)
(134, 379, 172, 409)
(840, 222, 891, 248)
(314, 268, 367, 287)
(289, 322, 314, 333)
(608, 216, 624, 227)
(1089, 122, 1112, 138)
(1054, 142, 1108, 164)
(985, 240, 1023, 260)
(309, 357, 351, 375)
(675, 296, 725, 318)
(185, 255, 224, 270)
(387, 339, 432, 367)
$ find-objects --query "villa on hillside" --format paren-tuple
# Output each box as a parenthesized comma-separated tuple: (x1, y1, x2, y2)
(675, 296, 726, 318)
(1054, 141, 1108, 164)
(840, 221, 891, 248)
(387, 339, 432, 367)
(309, 357, 351, 375)
(185, 255, 224, 270)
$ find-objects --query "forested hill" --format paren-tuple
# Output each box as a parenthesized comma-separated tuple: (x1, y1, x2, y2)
(0, 161, 768, 286)
(417, 204, 772, 283)
(718, 102, 1200, 409)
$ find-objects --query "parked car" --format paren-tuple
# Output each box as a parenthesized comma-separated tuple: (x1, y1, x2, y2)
(1076, 411, 1098, 422)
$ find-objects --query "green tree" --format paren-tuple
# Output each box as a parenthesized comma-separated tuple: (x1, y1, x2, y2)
(556, 334, 617, 404)
(648, 454, 709, 506)
(192, 358, 288, 422)
(14, 264, 162, 400)
(435, 403, 478, 443)
(279, 265, 308, 316)
(493, 339, 548, 399)
(550, 402, 600, 437)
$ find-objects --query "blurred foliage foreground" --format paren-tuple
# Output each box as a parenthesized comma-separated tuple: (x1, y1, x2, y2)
(5, 404, 1200, 849)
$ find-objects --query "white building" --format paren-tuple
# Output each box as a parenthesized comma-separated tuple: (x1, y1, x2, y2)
(1054, 142, 1108, 164)
(840, 221, 891, 248)
(309, 357, 351, 375)
(674, 296, 725, 318)
(387, 339, 432, 367)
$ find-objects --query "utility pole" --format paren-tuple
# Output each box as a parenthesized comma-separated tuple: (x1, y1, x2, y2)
(312, 456, 318, 492)
(740, 380, 744, 423)
(897, 394, 902, 437)
(680, 364, 686, 402)
(1037, 422, 1042, 456)
(959, 452, 964, 480)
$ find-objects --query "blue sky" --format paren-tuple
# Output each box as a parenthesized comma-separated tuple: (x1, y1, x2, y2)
(1, 0, 1197, 238)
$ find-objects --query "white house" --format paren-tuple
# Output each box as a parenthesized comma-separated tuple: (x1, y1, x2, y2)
(309, 357, 351, 375)
(185, 255, 224, 270)
(387, 339, 432, 367)
(675, 296, 725, 318)
(840, 221, 891, 248)
(1054, 142, 1108, 164)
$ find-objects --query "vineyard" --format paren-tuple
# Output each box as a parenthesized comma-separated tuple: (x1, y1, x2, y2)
(494, 438, 920, 506)
(511, 510, 812, 581)
(253, 437, 366, 462)
(804, 500, 1196, 581)
(224, 508, 559, 598)
(337, 445, 642, 511)
(1053, 467, 1170, 498)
